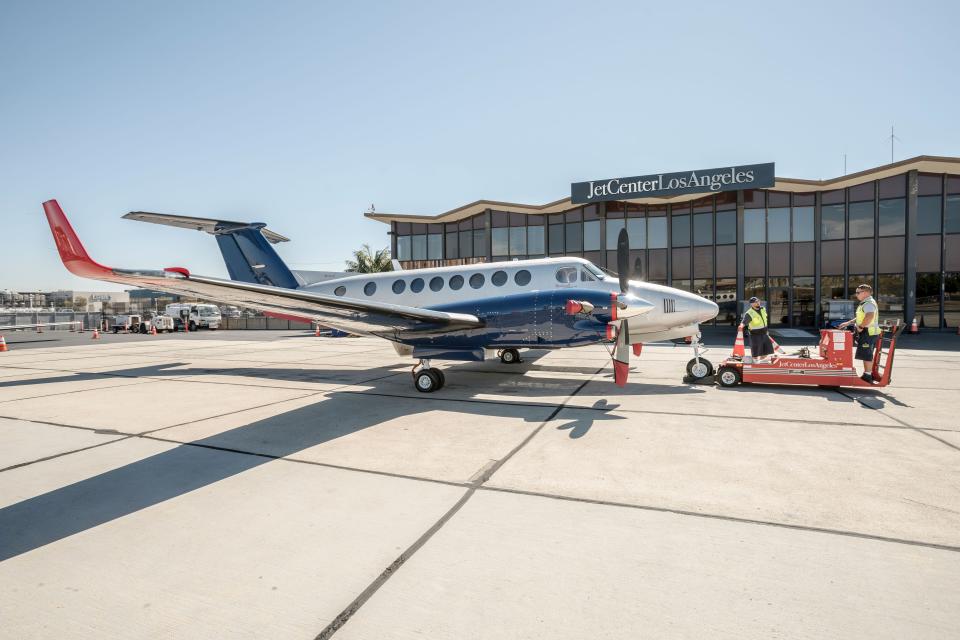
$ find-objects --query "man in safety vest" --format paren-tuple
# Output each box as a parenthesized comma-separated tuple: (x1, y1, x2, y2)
(738, 296, 774, 361)
(839, 283, 880, 383)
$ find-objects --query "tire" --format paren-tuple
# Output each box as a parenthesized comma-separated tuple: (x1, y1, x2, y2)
(189, 321, 197, 332)
(415, 369, 440, 393)
(500, 348, 520, 364)
(686, 357, 714, 379)
(433, 368, 445, 389)
(717, 366, 741, 388)
(139, 325, 148, 334)
(113, 328, 118, 334)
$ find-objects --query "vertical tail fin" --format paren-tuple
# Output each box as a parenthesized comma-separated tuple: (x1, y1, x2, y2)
(122, 212, 299, 289)
(212, 223, 299, 288)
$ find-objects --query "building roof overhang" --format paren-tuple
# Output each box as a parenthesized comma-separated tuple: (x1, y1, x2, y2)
(365, 155, 960, 225)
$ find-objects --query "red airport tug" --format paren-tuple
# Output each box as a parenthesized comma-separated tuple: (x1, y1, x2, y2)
(715, 322, 903, 389)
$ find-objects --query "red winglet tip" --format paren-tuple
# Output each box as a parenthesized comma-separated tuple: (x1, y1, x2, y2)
(164, 267, 190, 277)
(42, 199, 113, 278)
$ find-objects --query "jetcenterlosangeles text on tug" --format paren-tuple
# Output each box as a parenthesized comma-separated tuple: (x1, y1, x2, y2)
(42, 199, 718, 392)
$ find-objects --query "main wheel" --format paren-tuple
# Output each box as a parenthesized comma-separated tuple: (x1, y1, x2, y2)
(686, 357, 714, 379)
(432, 368, 446, 389)
(415, 369, 441, 393)
(500, 348, 520, 364)
(717, 366, 741, 388)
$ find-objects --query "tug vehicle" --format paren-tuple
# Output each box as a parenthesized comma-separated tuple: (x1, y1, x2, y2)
(715, 322, 903, 389)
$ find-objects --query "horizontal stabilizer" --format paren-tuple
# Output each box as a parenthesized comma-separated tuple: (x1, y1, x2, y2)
(124, 211, 298, 288)
(123, 212, 290, 244)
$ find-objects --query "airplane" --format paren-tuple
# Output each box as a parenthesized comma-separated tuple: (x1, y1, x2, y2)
(42, 199, 719, 392)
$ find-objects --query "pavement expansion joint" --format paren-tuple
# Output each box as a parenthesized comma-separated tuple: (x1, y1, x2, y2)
(836, 389, 960, 452)
(314, 364, 607, 638)
(476, 486, 960, 554)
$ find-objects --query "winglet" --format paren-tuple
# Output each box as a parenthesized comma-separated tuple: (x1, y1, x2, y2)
(42, 200, 113, 278)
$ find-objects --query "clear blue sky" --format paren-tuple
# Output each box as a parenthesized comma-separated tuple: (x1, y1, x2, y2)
(2, 0, 958, 290)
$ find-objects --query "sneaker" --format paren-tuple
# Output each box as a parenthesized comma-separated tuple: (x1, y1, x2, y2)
(860, 373, 875, 384)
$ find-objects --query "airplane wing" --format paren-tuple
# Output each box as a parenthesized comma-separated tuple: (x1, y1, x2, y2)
(43, 200, 483, 338)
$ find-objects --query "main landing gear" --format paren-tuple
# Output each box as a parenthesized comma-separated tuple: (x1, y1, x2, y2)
(413, 358, 445, 393)
(684, 332, 715, 382)
(498, 348, 521, 364)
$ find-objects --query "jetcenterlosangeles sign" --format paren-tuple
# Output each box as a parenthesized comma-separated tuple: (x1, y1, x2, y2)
(570, 162, 775, 204)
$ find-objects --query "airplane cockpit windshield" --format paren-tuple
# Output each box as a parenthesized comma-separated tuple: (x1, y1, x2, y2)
(582, 262, 606, 280)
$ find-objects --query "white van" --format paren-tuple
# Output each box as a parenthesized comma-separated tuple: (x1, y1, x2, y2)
(164, 303, 221, 331)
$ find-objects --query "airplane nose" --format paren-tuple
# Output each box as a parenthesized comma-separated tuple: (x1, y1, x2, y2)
(699, 297, 720, 323)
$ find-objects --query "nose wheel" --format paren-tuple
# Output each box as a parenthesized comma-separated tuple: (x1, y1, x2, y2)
(413, 359, 445, 392)
(686, 357, 714, 379)
(685, 331, 714, 381)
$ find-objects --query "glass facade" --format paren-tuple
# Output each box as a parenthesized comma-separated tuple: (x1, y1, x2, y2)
(388, 167, 960, 329)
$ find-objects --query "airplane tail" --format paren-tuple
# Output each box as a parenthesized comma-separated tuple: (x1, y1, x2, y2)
(123, 212, 299, 289)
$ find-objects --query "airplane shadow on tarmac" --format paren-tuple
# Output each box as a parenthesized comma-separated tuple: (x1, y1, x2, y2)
(0, 358, 710, 562)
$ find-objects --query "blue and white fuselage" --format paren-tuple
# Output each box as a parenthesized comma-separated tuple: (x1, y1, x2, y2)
(302, 257, 718, 358)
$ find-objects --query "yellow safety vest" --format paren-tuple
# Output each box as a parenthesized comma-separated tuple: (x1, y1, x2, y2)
(745, 307, 768, 330)
(855, 296, 880, 336)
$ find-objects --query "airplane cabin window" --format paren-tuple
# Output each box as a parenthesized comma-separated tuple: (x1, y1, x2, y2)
(364, 282, 377, 296)
(429, 276, 444, 292)
(514, 269, 531, 286)
(491, 270, 508, 286)
(392, 280, 406, 294)
(334, 286, 346, 296)
(469, 273, 485, 289)
(449, 275, 464, 290)
(411, 278, 425, 293)
(555, 267, 578, 283)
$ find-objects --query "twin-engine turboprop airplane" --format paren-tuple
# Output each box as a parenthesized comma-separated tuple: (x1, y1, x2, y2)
(43, 200, 719, 392)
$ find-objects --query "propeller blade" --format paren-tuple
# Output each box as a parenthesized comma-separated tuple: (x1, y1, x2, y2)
(612, 319, 631, 387)
(617, 227, 630, 294)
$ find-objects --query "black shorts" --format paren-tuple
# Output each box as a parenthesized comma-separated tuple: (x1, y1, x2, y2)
(855, 332, 877, 361)
(748, 330, 773, 357)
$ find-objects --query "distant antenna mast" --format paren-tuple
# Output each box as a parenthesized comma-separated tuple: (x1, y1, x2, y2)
(887, 126, 901, 163)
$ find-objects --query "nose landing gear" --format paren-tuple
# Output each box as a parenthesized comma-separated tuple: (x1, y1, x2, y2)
(684, 332, 714, 381)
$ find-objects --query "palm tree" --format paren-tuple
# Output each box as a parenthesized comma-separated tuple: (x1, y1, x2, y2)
(346, 244, 392, 273)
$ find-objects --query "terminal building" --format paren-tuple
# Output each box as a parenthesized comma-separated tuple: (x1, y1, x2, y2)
(367, 156, 960, 329)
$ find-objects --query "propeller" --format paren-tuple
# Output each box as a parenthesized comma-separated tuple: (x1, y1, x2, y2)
(611, 227, 631, 386)
(616, 227, 630, 294)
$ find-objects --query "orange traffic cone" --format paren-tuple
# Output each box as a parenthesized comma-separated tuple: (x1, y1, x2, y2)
(732, 329, 746, 359)
(315, 325, 321, 337)
(92, 328, 100, 340)
(768, 334, 787, 355)
(151, 325, 157, 336)
(0, 335, 7, 352)
(909, 317, 919, 334)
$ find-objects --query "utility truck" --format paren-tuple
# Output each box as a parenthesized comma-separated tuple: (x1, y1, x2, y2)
(165, 303, 221, 331)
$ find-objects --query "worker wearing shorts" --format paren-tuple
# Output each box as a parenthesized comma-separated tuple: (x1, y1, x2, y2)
(738, 297, 773, 360)
(840, 284, 880, 383)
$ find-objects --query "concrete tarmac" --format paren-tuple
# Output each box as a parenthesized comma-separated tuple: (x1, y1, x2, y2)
(0, 330, 958, 638)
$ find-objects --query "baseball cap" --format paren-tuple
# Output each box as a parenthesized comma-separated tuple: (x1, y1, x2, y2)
(748, 296, 760, 303)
